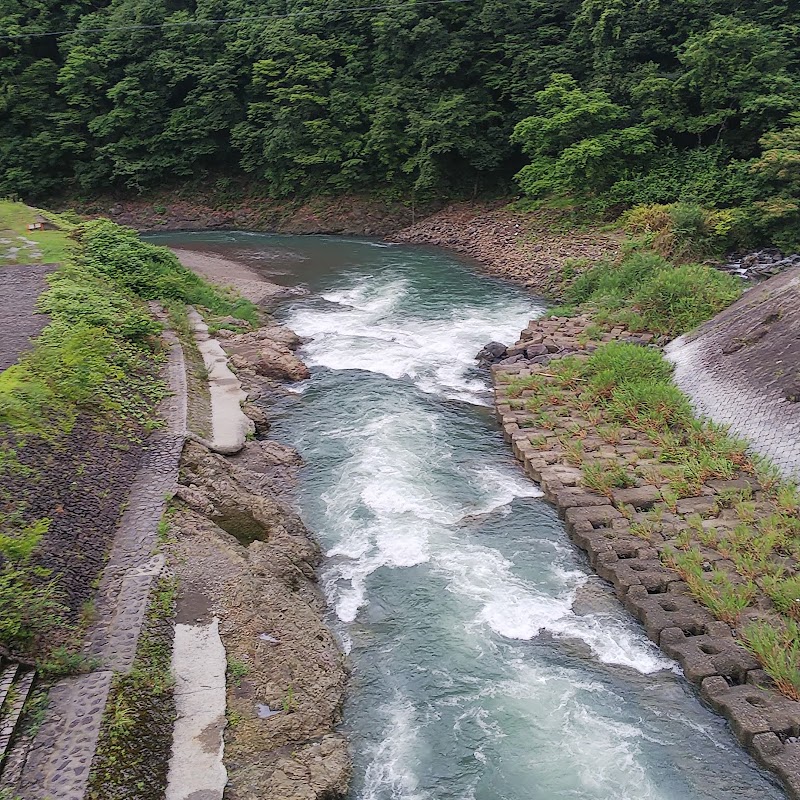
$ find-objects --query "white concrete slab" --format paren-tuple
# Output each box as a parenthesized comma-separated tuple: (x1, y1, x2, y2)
(166, 618, 228, 800)
(188, 307, 254, 454)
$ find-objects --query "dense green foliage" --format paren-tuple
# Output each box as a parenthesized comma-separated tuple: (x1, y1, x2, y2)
(3, 1, 800, 245)
(0, 216, 255, 435)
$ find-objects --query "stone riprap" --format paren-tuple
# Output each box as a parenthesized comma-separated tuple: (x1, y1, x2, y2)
(493, 314, 800, 799)
(17, 325, 187, 800)
(393, 201, 622, 292)
(667, 267, 800, 480)
(721, 250, 800, 281)
(0, 262, 56, 371)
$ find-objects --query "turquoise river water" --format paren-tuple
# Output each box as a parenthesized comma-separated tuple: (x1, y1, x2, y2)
(152, 232, 784, 800)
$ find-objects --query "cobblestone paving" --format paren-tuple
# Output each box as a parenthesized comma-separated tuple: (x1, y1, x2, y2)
(18, 328, 187, 800)
(667, 269, 800, 480)
(0, 262, 56, 371)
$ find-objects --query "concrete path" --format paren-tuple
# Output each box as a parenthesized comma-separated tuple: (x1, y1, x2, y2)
(667, 268, 800, 480)
(0, 263, 56, 371)
(188, 307, 253, 454)
(17, 325, 187, 800)
(165, 619, 227, 800)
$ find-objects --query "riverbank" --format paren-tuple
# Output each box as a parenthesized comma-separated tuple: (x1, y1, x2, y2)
(491, 310, 800, 798)
(165, 248, 350, 800)
(65, 192, 426, 238)
(392, 201, 622, 293)
(64, 193, 623, 297)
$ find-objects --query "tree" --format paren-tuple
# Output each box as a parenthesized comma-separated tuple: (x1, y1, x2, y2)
(512, 73, 654, 196)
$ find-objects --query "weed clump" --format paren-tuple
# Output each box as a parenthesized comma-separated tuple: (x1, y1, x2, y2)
(563, 241, 742, 337)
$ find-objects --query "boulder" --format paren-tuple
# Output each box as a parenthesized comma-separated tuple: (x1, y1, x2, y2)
(476, 341, 508, 366)
(256, 344, 310, 382)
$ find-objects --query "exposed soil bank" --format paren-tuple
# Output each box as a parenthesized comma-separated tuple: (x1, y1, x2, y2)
(493, 315, 800, 798)
(168, 249, 350, 799)
(392, 201, 622, 293)
(66, 192, 426, 238)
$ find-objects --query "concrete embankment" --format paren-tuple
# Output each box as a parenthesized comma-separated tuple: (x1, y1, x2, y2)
(491, 312, 800, 798)
(667, 267, 800, 480)
(15, 320, 187, 800)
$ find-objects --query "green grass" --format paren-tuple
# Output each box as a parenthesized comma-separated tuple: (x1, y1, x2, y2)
(581, 461, 636, 496)
(665, 547, 757, 624)
(0, 200, 74, 264)
(563, 247, 742, 337)
(742, 620, 800, 700)
(509, 321, 800, 698)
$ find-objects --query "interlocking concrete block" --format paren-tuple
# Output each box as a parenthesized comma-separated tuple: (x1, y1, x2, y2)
(660, 627, 760, 684)
(701, 677, 800, 746)
(625, 586, 715, 643)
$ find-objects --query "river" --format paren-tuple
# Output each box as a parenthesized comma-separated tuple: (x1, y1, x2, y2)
(152, 231, 784, 800)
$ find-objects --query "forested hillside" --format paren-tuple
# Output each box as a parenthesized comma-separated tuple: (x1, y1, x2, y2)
(3, 0, 800, 246)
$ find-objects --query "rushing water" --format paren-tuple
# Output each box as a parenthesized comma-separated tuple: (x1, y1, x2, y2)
(152, 232, 784, 800)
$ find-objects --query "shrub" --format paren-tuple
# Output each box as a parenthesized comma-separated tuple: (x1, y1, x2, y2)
(75, 220, 259, 325)
(567, 251, 669, 306)
(608, 380, 692, 429)
(621, 201, 740, 261)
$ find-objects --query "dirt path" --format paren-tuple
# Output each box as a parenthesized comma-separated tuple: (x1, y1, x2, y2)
(0, 263, 56, 371)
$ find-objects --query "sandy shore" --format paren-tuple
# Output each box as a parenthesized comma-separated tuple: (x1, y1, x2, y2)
(171, 247, 290, 307)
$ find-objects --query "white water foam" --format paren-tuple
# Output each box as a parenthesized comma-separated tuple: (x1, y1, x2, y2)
(292, 271, 672, 674)
(317, 396, 554, 626)
(362, 699, 430, 800)
(495, 661, 670, 800)
(435, 541, 672, 674)
(287, 273, 541, 404)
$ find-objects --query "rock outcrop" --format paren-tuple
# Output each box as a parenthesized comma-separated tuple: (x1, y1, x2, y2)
(225, 327, 310, 383)
(171, 441, 350, 800)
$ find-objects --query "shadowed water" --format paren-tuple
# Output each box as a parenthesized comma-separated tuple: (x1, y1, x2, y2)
(149, 232, 785, 800)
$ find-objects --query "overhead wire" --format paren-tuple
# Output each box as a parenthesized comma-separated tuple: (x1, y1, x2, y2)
(0, 0, 474, 41)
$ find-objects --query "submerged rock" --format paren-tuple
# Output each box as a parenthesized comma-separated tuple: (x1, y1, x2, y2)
(475, 340, 508, 366)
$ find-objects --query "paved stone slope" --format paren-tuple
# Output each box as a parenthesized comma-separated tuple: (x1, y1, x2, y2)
(16, 328, 187, 800)
(667, 268, 800, 479)
(0, 262, 55, 371)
